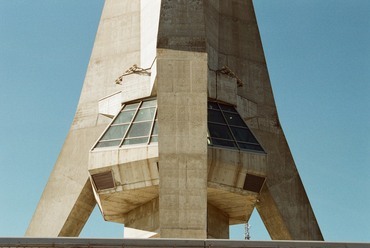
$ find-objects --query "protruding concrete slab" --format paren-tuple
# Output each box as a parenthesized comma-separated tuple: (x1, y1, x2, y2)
(28, 0, 323, 240)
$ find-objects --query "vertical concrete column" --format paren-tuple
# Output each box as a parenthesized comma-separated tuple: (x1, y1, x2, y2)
(157, 49, 208, 238)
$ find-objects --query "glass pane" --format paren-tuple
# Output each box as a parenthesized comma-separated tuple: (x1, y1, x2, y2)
(230, 126, 258, 143)
(126, 122, 152, 138)
(208, 109, 226, 124)
(123, 137, 149, 145)
(208, 123, 234, 140)
(96, 140, 121, 148)
(150, 136, 158, 143)
(208, 102, 219, 110)
(152, 121, 158, 135)
(238, 142, 264, 152)
(101, 125, 128, 141)
(134, 107, 156, 122)
(219, 104, 237, 113)
(141, 99, 157, 108)
(123, 103, 140, 110)
(113, 110, 135, 124)
(211, 138, 237, 149)
(223, 112, 246, 126)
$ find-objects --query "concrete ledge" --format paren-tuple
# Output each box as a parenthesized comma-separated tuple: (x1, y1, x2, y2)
(0, 238, 369, 248)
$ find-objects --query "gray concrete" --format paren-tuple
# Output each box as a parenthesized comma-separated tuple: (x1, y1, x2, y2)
(157, 49, 208, 238)
(26, 0, 143, 236)
(0, 238, 369, 248)
(27, 0, 323, 240)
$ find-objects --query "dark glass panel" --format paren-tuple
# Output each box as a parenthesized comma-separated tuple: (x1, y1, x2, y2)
(230, 126, 258, 143)
(101, 125, 128, 141)
(208, 102, 219, 110)
(207, 101, 265, 153)
(238, 142, 264, 152)
(123, 137, 149, 145)
(134, 107, 156, 122)
(219, 104, 237, 113)
(113, 111, 135, 124)
(208, 123, 234, 140)
(223, 112, 246, 127)
(96, 140, 121, 148)
(208, 109, 226, 124)
(126, 122, 152, 138)
(210, 138, 237, 149)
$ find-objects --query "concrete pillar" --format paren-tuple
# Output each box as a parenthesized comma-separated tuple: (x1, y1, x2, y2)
(27, 0, 323, 240)
(157, 49, 208, 238)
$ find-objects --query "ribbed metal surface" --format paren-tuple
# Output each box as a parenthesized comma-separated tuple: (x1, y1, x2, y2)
(91, 171, 115, 191)
(243, 173, 265, 193)
(0, 238, 368, 248)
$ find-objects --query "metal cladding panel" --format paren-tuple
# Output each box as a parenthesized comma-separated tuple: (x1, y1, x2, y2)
(243, 173, 265, 193)
(92, 171, 115, 191)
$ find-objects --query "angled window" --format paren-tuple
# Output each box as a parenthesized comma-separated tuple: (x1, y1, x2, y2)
(208, 101, 265, 153)
(94, 99, 158, 149)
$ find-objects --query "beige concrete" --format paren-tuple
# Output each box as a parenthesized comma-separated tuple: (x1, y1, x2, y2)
(207, 148, 266, 225)
(89, 145, 159, 223)
(204, 0, 323, 240)
(98, 91, 122, 118)
(124, 198, 159, 233)
(207, 203, 229, 239)
(26, 0, 143, 236)
(156, 0, 209, 238)
(28, 0, 323, 240)
(157, 49, 208, 239)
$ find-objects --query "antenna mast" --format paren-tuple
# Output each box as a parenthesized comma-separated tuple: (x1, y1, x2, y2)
(245, 221, 251, 240)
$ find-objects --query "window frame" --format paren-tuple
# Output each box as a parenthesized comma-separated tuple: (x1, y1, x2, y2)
(92, 98, 158, 150)
(207, 100, 265, 153)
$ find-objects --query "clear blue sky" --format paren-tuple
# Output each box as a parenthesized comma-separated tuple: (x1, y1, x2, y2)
(0, 0, 369, 242)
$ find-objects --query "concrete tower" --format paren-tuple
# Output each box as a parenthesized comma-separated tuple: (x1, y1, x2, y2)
(26, 0, 323, 240)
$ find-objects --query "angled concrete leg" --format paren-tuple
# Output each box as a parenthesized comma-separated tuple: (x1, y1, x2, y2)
(27, 0, 324, 240)
(25, 128, 101, 236)
(256, 137, 323, 240)
(26, 0, 143, 236)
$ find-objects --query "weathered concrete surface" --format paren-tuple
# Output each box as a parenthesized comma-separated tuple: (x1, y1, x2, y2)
(28, 0, 323, 240)
(157, 49, 208, 238)
(204, 0, 323, 240)
(207, 203, 229, 239)
(157, 0, 208, 239)
(26, 0, 143, 236)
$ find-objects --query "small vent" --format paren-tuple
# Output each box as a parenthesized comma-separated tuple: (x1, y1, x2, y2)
(92, 171, 115, 191)
(243, 173, 265, 193)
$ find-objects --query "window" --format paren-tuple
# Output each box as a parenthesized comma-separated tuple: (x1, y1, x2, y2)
(94, 99, 158, 149)
(208, 101, 265, 153)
